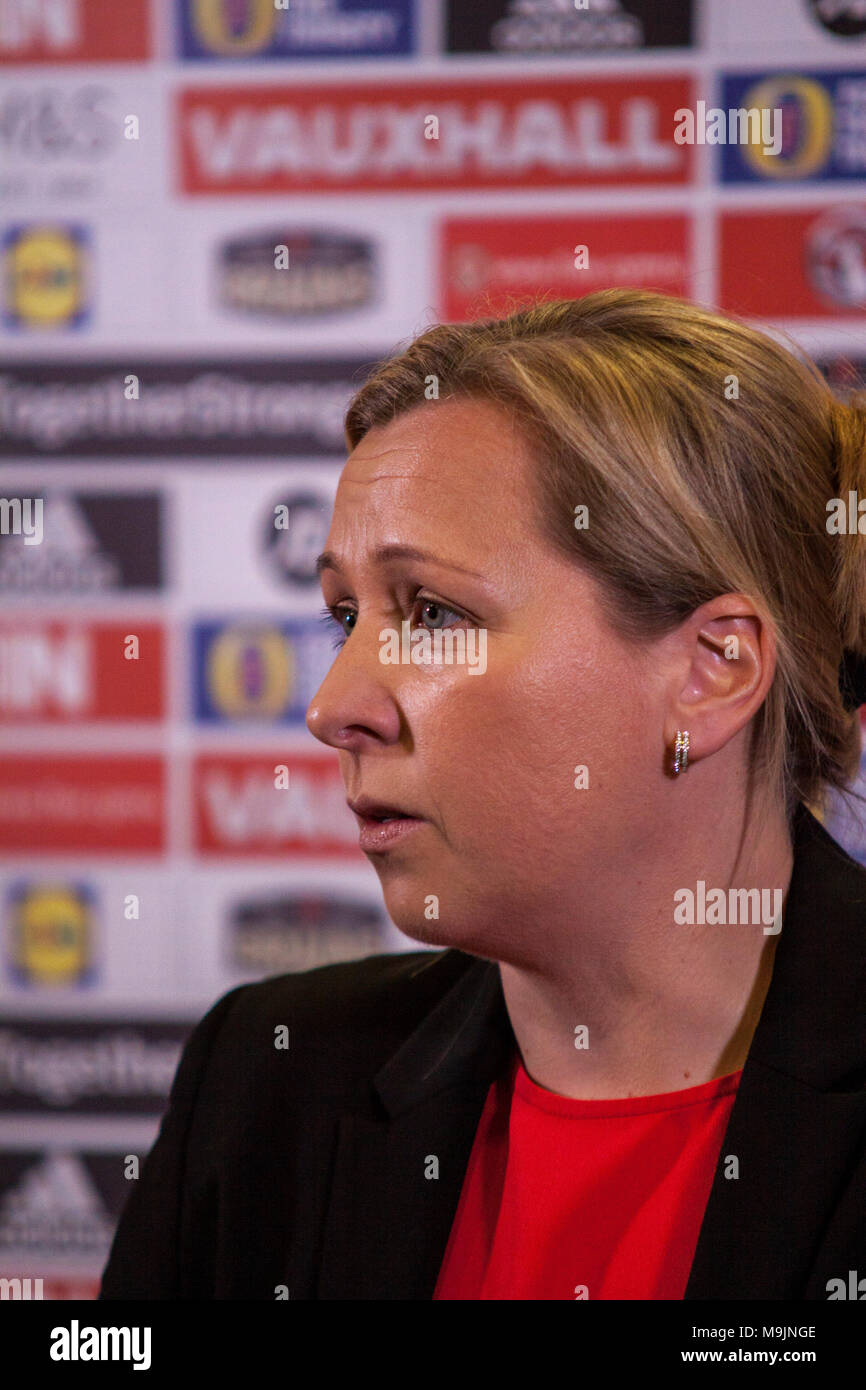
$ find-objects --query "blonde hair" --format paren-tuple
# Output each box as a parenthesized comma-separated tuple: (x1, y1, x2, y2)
(345, 290, 866, 823)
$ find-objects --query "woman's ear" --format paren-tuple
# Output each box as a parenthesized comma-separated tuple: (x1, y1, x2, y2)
(666, 597, 777, 764)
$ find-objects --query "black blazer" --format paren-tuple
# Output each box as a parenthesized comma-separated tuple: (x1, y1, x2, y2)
(100, 804, 866, 1300)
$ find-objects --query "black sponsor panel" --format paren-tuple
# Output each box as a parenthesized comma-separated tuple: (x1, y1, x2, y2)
(0, 491, 164, 593)
(0, 357, 379, 457)
(445, 0, 694, 54)
(229, 894, 386, 975)
(0, 1019, 192, 1114)
(807, 0, 866, 38)
(219, 229, 378, 319)
(0, 1150, 132, 1262)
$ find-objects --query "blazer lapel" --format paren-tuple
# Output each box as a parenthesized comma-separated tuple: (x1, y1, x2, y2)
(317, 954, 514, 1299)
(685, 805, 866, 1298)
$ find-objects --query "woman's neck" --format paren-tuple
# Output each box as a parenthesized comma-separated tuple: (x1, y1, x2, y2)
(497, 795, 795, 1100)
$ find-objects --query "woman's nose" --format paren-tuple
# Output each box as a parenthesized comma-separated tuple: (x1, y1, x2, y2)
(306, 618, 403, 751)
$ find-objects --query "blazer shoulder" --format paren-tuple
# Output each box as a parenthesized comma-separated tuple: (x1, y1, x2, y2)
(190, 946, 480, 1093)
(808, 811, 866, 920)
(233, 945, 474, 1022)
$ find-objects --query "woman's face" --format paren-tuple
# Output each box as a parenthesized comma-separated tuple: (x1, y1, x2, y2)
(307, 397, 665, 964)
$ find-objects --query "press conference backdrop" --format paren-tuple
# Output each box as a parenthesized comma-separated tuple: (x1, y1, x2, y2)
(2, 0, 866, 1299)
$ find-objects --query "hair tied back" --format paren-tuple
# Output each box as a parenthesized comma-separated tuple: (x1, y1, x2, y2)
(838, 647, 866, 713)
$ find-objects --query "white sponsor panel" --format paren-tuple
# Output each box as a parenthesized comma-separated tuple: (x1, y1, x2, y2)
(161, 200, 433, 350)
(707, 0, 866, 52)
(174, 865, 408, 1011)
(0, 214, 170, 343)
(0, 871, 183, 1015)
(174, 464, 341, 607)
(0, 77, 165, 207)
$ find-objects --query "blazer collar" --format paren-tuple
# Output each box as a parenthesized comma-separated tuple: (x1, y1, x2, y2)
(744, 800, 866, 1087)
(373, 949, 514, 1119)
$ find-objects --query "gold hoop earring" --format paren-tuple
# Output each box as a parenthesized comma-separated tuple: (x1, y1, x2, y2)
(672, 729, 690, 775)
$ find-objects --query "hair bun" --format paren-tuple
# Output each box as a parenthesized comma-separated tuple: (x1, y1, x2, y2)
(838, 647, 866, 712)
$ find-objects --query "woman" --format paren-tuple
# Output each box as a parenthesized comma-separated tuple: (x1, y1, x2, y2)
(100, 290, 866, 1300)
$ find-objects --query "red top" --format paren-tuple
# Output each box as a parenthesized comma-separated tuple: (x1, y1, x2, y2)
(434, 1051, 742, 1300)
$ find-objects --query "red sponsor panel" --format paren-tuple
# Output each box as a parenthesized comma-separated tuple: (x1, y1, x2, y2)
(0, 757, 165, 853)
(719, 205, 866, 319)
(441, 213, 691, 321)
(194, 753, 362, 858)
(0, 621, 165, 723)
(0, 0, 151, 63)
(177, 76, 693, 195)
(35, 1277, 101, 1300)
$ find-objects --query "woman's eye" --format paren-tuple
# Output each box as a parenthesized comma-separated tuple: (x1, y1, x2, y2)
(318, 596, 466, 651)
(412, 598, 465, 630)
(319, 604, 355, 649)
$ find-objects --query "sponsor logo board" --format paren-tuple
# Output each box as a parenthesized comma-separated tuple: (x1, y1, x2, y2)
(0, 757, 166, 854)
(0, 1018, 190, 1114)
(0, 492, 164, 593)
(0, 0, 151, 64)
(719, 70, 866, 183)
(192, 618, 335, 724)
(0, 620, 165, 722)
(3, 881, 98, 989)
(178, 75, 694, 194)
(0, 360, 370, 457)
(719, 203, 866, 316)
(194, 753, 360, 857)
(177, 0, 414, 59)
(444, 0, 694, 55)
(1, 223, 91, 330)
(441, 212, 690, 320)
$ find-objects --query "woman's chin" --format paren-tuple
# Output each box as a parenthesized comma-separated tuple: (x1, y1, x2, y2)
(382, 895, 490, 955)
(385, 909, 456, 949)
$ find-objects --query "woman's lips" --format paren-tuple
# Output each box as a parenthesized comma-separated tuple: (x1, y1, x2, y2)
(355, 813, 424, 852)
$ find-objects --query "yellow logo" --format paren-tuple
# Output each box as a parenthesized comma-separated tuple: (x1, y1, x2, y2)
(191, 0, 277, 54)
(740, 75, 833, 179)
(207, 625, 295, 718)
(8, 884, 95, 987)
(3, 225, 89, 329)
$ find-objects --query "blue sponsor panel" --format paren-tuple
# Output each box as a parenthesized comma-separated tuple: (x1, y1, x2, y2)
(1, 224, 92, 331)
(3, 882, 99, 991)
(719, 70, 866, 184)
(192, 617, 335, 724)
(177, 0, 414, 60)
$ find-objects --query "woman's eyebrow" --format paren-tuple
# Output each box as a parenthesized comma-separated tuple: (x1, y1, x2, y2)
(316, 544, 486, 580)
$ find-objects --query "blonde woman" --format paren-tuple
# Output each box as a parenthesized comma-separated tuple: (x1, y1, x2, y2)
(101, 291, 866, 1301)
